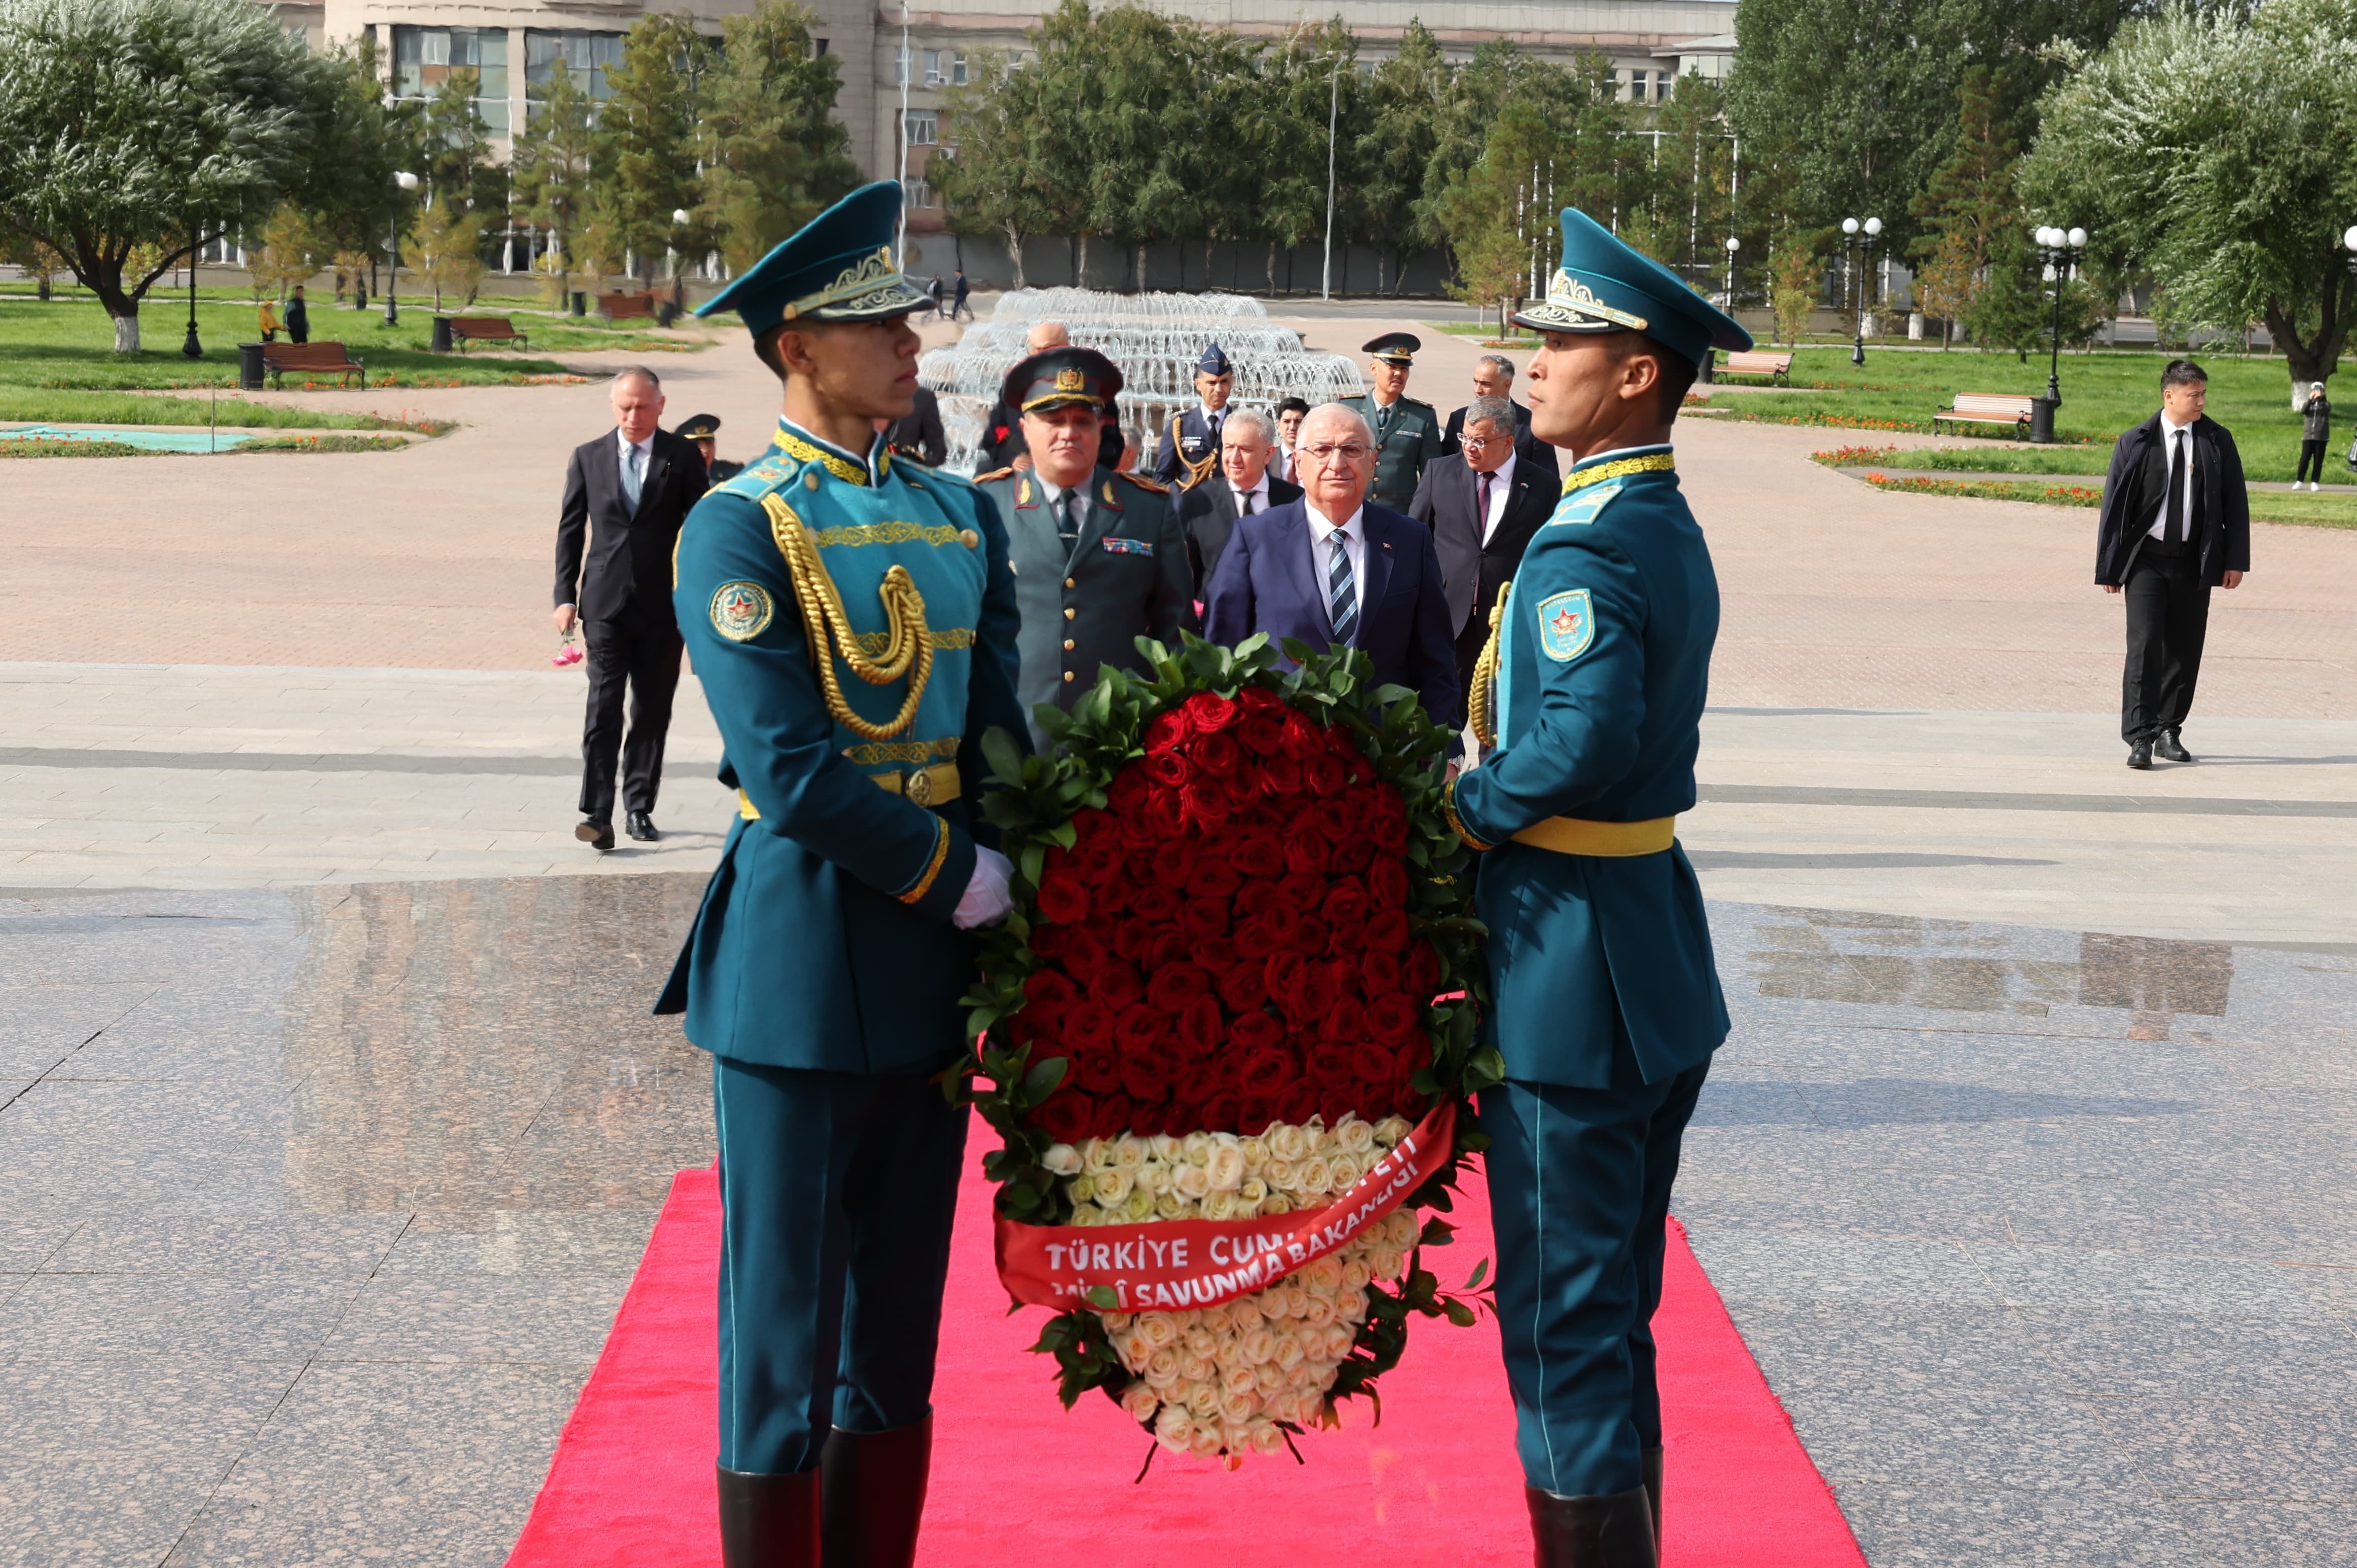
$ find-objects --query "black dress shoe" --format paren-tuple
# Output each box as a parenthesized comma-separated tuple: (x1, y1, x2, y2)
(575, 817, 615, 850)
(625, 810, 658, 841)
(2126, 739, 2152, 770)
(1527, 1483, 1658, 1567)
(2155, 729, 2194, 763)
(821, 1416, 932, 1567)
(716, 1464, 819, 1567)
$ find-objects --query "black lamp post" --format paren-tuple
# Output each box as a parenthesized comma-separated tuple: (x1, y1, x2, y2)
(1841, 216, 1882, 366)
(2029, 222, 2087, 444)
(181, 221, 202, 359)
(385, 170, 419, 327)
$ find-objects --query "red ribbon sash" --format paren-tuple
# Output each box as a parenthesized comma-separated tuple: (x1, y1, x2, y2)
(994, 1102, 1456, 1312)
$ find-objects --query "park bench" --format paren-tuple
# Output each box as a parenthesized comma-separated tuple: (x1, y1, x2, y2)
(1932, 392, 2036, 437)
(1718, 350, 1794, 385)
(598, 293, 656, 323)
(448, 316, 530, 351)
(261, 341, 365, 389)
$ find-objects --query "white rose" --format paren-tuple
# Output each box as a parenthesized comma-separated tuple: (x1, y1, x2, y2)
(1272, 1333, 1306, 1370)
(1253, 1360, 1286, 1394)
(1341, 1260, 1371, 1294)
(1191, 1427, 1223, 1460)
(1240, 1136, 1270, 1174)
(1173, 1163, 1212, 1201)
(1181, 1130, 1214, 1166)
(1269, 1123, 1309, 1162)
(1373, 1116, 1411, 1147)
(1154, 1192, 1188, 1221)
(1187, 1378, 1222, 1411)
(1337, 1117, 1376, 1155)
(1370, 1247, 1401, 1279)
(1043, 1142, 1084, 1176)
(1114, 1135, 1148, 1171)
(1260, 1192, 1294, 1216)
(1146, 1347, 1181, 1385)
(1136, 1162, 1170, 1197)
(1250, 1422, 1286, 1455)
(1155, 1407, 1194, 1451)
(1205, 1145, 1247, 1192)
(1328, 1153, 1363, 1189)
(1091, 1168, 1134, 1206)
(1122, 1189, 1156, 1223)
(1150, 1133, 1185, 1163)
(1070, 1205, 1104, 1228)
(1082, 1137, 1116, 1172)
(1303, 1293, 1336, 1327)
(1298, 1155, 1334, 1195)
(1122, 1383, 1161, 1422)
(1203, 1190, 1238, 1221)
(1221, 1390, 1258, 1427)
(1140, 1313, 1181, 1350)
(1064, 1176, 1092, 1206)
(1237, 1175, 1269, 1206)
(1263, 1159, 1297, 1193)
(1238, 1326, 1278, 1365)
(1308, 1122, 1336, 1155)
(1387, 1211, 1423, 1247)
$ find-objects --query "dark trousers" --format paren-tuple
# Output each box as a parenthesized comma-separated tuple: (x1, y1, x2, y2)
(2298, 439, 2327, 483)
(1480, 1060, 1711, 1497)
(713, 1057, 970, 1475)
(2120, 538, 2211, 743)
(578, 601, 683, 819)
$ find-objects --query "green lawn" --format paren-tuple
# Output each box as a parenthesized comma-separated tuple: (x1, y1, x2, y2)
(1844, 469, 2357, 529)
(1696, 346, 2351, 483)
(1809, 443, 2115, 476)
(0, 387, 446, 431)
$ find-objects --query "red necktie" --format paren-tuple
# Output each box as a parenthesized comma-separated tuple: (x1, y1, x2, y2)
(1477, 472, 1493, 538)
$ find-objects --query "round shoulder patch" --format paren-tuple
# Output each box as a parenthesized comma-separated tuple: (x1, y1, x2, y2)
(709, 580, 776, 642)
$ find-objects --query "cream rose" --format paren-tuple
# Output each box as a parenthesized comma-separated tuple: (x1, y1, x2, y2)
(1260, 1191, 1294, 1216)
(1173, 1163, 1212, 1201)
(1180, 1130, 1213, 1166)
(1269, 1123, 1309, 1162)
(1205, 1144, 1247, 1192)
(1271, 1334, 1306, 1370)
(1240, 1136, 1270, 1174)
(1373, 1115, 1411, 1147)
(1043, 1142, 1084, 1176)
(1220, 1390, 1258, 1427)
(1146, 1346, 1181, 1383)
(1155, 1406, 1194, 1449)
(1238, 1325, 1278, 1365)
(1337, 1117, 1377, 1155)
(1303, 1293, 1336, 1327)
(1091, 1168, 1135, 1206)
(1083, 1137, 1117, 1172)
(1203, 1190, 1238, 1221)
(1153, 1192, 1187, 1221)
(1298, 1155, 1334, 1194)
(1122, 1383, 1161, 1421)
(1140, 1313, 1182, 1349)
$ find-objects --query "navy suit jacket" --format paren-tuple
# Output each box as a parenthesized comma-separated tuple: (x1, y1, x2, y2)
(1202, 497, 1462, 727)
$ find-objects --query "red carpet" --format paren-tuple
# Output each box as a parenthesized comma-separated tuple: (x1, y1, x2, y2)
(507, 1168, 1864, 1567)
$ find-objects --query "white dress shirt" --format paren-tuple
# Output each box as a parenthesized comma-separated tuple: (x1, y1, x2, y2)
(1037, 477, 1087, 541)
(1229, 471, 1271, 516)
(1473, 450, 1518, 546)
(617, 428, 653, 505)
(1305, 498, 1368, 611)
(2146, 413, 2197, 541)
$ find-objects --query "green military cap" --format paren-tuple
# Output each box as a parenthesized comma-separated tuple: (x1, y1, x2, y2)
(674, 413, 722, 441)
(1361, 332, 1421, 365)
(1002, 347, 1124, 413)
(693, 181, 930, 333)
(1513, 206, 1753, 367)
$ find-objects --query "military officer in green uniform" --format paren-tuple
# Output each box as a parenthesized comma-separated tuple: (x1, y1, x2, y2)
(1444, 208, 1751, 1567)
(658, 181, 1028, 1568)
(674, 412, 743, 483)
(1340, 331, 1443, 511)
(975, 347, 1194, 750)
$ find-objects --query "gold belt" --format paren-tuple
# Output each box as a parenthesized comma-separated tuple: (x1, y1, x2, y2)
(737, 760, 961, 820)
(1511, 814, 1676, 857)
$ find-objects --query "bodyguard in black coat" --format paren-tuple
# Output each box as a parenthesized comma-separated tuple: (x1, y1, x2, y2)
(2093, 360, 2249, 765)
(553, 368, 708, 845)
(882, 384, 948, 467)
(1408, 396, 1556, 721)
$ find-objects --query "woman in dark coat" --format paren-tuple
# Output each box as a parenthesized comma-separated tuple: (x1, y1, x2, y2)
(2297, 382, 2331, 490)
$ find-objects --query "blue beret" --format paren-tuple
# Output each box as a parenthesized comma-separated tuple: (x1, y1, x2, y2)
(1197, 342, 1231, 376)
(693, 182, 930, 334)
(1513, 207, 1752, 367)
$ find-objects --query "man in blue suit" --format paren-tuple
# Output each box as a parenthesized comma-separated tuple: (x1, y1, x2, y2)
(1445, 208, 1751, 1566)
(1200, 400, 1460, 727)
(659, 182, 1028, 1567)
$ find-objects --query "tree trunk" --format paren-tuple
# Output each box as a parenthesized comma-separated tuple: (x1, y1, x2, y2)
(1266, 240, 1278, 295)
(1003, 223, 1026, 290)
(1132, 243, 1146, 294)
(2263, 292, 2347, 410)
(1075, 233, 1088, 287)
(113, 312, 140, 352)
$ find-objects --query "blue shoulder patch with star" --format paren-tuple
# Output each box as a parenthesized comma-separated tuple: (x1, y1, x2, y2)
(1534, 589, 1595, 661)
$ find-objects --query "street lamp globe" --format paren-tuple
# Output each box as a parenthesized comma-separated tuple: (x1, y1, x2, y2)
(1863, 216, 1883, 238)
(1841, 217, 1860, 236)
(2343, 224, 2357, 251)
(394, 171, 419, 193)
(2068, 227, 2088, 249)
(673, 208, 691, 226)
(1725, 236, 1740, 253)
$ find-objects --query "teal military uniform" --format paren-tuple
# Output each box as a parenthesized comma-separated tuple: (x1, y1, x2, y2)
(656, 184, 1028, 1554)
(1445, 207, 1751, 1548)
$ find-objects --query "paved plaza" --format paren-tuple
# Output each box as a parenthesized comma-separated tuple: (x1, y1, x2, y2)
(3, 306, 2354, 1564)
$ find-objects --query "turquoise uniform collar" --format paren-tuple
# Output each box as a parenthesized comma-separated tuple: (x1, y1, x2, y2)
(775, 417, 892, 488)
(1563, 444, 1675, 495)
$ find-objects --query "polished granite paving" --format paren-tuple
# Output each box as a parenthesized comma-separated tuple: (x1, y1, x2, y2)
(2, 879, 2352, 1565)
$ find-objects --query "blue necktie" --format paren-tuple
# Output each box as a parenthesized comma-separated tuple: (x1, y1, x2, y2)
(1327, 528, 1358, 645)
(622, 442, 645, 510)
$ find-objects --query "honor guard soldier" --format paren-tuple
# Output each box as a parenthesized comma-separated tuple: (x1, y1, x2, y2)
(1154, 341, 1236, 487)
(1445, 208, 1751, 1568)
(1340, 332, 1443, 511)
(674, 412, 743, 483)
(975, 348, 1195, 750)
(657, 181, 1029, 1568)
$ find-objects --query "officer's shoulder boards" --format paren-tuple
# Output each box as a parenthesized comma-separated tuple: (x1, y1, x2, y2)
(1546, 482, 1623, 528)
(715, 458, 796, 502)
(973, 465, 1016, 484)
(1117, 471, 1170, 495)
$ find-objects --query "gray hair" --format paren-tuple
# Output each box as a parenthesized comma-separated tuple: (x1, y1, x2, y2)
(612, 365, 662, 391)
(1462, 395, 1516, 434)
(1301, 402, 1374, 447)
(1222, 407, 1276, 446)
(1476, 354, 1516, 381)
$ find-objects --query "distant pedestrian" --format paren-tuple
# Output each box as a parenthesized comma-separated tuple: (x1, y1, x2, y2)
(285, 286, 309, 345)
(926, 275, 945, 319)
(951, 269, 973, 321)
(2094, 358, 2249, 770)
(2297, 382, 2330, 491)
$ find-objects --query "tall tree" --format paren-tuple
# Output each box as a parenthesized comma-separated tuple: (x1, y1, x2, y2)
(285, 37, 413, 307)
(512, 69, 598, 274)
(598, 13, 708, 283)
(0, 0, 325, 350)
(1907, 66, 2022, 343)
(418, 66, 503, 226)
(1354, 21, 1449, 293)
(694, 0, 860, 276)
(2022, 0, 2357, 399)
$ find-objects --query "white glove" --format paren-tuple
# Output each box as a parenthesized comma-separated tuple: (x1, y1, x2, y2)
(953, 846, 1015, 929)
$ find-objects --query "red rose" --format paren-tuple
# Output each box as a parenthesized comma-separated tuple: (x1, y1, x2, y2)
(1119, 1049, 1173, 1101)
(1320, 1087, 1361, 1125)
(1024, 969, 1081, 1017)
(1182, 897, 1231, 943)
(1261, 950, 1304, 1014)
(1179, 780, 1231, 829)
(1200, 1091, 1242, 1135)
(1366, 910, 1411, 954)
(1329, 836, 1376, 875)
(1306, 1041, 1357, 1089)
(1251, 903, 1300, 951)
(1238, 1095, 1278, 1136)
(1366, 859, 1409, 911)
(1359, 947, 1404, 997)
(1407, 942, 1442, 998)
(1296, 962, 1339, 1024)
(1185, 857, 1241, 901)
(1193, 730, 1242, 777)
(1112, 920, 1156, 964)
(1033, 1089, 1093, 1143)
(1113, 1003, 1165, 1055)
(1237, 711, 1285, 756)
(1237, 1046, 1297, 1097)
(1107, 769, 1151, 814)
(1148, 962, 1212, 1012)
(1370, 791, 1410, 853)
(1036, 872, 1089, 925)
(1283, 832, 1332, 876)
(1228, 1009, 1285, 1052)
(1178, 995, 1224, 1056)
(1030, 922, 1070, 962)
(1322, 877, 1369, 930)
(1096, 961, 1144, 1010)
(1093, 876, 1135, 918)
(1147, 928, 1189, 970)
(1391, 1036, 1428, 1080)
(1291, 914, 1330, 957)
(1304, 754, 1348, 797)
(1323, 996, 1371, 1048)
(1091, 1093, 1138, 1142)
(1368, 993, 1422, 1046)
(1145, 751, 1189, 789)
(1230, 831, 1285, 879)
(1129, 886, 1180, 925)
(1144, 787, 1188, 841)
(1076, 837, 1126, 887)
(1065, 1001, 1117, 1050)
(1071, 1046, 1123, 1093)
(1150, 839, 1198, 889)
(1234, 879, 1280, 919)
(1220, 959, 1271, 1014)
(1144, 710, 1190, 754)
(1276, 870, 1325, 911)
(1182, 691, 1241, 732)
(1277, 1079, 1323, 1127)
(1194, 937, 1238, 976)
(1278, 712, 1325, 760)
(1235, 686, 1284, 714)
(1261, 755, 1305, 796)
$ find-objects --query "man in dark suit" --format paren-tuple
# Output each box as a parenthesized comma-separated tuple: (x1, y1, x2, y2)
(1203, 401, 1460, 727)
(553, 366, 708, 849)
(1410, 394, 1555, 728)
(285, 285, 309, 345)
(1155, 342, 1236, 488)
(975, 348, 1194, 749)
(1440, 353, 1559, 481)
(2094, 358, 2250, 768)
(882, 383, 947, 466)
(1176, 406, 1302, 593)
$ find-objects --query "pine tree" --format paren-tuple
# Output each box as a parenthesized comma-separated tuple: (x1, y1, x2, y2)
(597, 14, 707, 284)
(512, 71, 597, 281)
(1906, 67, 2020, 344)
(696, 0, 862, 276)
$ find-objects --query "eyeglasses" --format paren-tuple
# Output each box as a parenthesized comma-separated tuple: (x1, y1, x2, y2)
(1458, 433, 1505, 451)
(1299, 442, 1374, 466)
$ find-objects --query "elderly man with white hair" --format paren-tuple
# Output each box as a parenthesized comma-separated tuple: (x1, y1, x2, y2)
(1202, 401, 1459, 725)
(1176, 405, 1303, 591)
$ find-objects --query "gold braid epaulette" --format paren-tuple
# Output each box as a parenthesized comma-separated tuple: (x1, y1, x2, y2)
(759, 493, 933, 741)
(1562, 451, 1675, 495)
(1468, 578, 1512, 750)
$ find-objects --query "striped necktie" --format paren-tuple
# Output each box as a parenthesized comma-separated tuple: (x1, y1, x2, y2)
(1327, 526, 1358, 645)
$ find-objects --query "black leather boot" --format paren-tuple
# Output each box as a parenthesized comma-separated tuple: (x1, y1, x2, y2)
(1642, 1446, 1664, 1550)
(820, 1415, 934, 1567)
(1527, 1483, 1658, 1567)
(2156, 729, 2194, 763)
(2126, 738, 2152, 770)
(716, 1463, 820, 1568)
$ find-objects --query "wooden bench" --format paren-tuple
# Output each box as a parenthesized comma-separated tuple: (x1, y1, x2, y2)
(1718, 350, 1794, 385)
(1932, 392, 2036, 437)
(597, 293, 656, 323)
(261, 341, 365, 389)
(448, 315, 529, 351)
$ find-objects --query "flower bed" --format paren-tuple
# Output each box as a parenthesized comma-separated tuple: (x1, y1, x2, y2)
(959, 632, 1499, 1467)
(1860, 472, 2104, 507)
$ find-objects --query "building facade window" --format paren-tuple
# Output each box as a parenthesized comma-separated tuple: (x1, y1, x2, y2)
(922, 49, 966, 86)
(902, 178, 934, 209)
(903, 108, 937, 146)
(392, 25, 509, 132)
(525, 29, 624, 103)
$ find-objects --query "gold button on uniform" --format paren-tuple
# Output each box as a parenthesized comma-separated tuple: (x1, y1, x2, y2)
(1062, 671, 1075, 683)
(1063, 639, 1075, 651)
(1064, 577, 1075, 588)
(1062, 607, 1075, 620)
(959, 528, 979, 549)
(803, 471, 819, 490)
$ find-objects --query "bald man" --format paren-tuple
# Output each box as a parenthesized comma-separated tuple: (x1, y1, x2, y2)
(978, 320, 1120, 471)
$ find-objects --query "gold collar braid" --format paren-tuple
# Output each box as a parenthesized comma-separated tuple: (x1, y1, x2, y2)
(1468, 578, 1512, 749)
(1562, 451, 1675, 494)
(760, 494, 933, 740)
